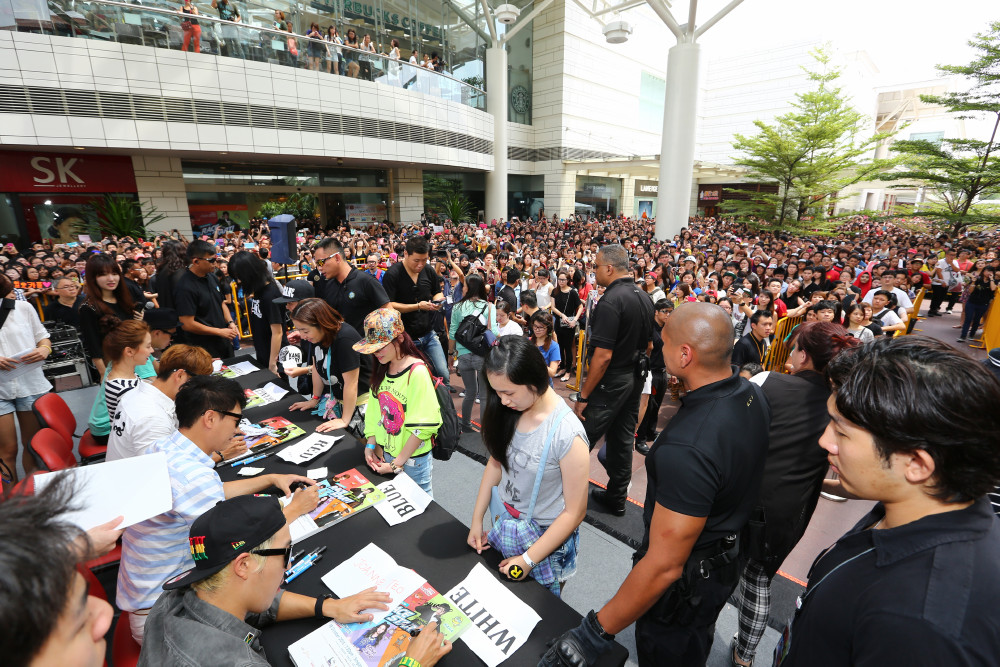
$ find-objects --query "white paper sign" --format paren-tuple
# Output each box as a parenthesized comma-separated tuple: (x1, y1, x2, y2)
(229, 360, 259, 375)
(446, 563, 541, 667)
(259, 382, 289, 402)
(33, 452, 172, 531)
(374, 473, 432, 526)
(321, 543, 425, 624)
(277, 433, 343, 465)
(307, 467, 328, 480)
(237, 466, 265, 477)
(288, 620, 366, 667)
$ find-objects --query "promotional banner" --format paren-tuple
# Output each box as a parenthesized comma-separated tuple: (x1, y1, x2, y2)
(346, 203, 387, 225)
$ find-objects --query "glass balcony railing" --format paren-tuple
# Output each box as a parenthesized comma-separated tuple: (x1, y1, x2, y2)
(1, 0, 487, 111)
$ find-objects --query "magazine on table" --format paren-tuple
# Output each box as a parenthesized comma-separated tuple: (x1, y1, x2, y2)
(225, 417, 306, 464)
(289, 579, 471, 667)
(287, 468, 386, 542)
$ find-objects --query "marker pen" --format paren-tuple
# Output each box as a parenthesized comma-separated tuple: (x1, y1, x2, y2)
(231, 452, 269, 467)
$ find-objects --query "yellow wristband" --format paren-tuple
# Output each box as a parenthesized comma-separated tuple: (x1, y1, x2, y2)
(399, 658, 422, 667)
(38, 344, 52, 353)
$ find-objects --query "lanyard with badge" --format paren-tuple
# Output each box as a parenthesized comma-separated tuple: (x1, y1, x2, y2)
(311, 346, 340, 420)
(772, 543, 875, 664)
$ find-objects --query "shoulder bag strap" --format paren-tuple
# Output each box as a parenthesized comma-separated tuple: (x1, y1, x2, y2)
(0, 300, 15, 332)
(524, 402, 569, 523)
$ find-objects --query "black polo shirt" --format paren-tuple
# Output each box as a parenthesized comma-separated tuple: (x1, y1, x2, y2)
(321, 267, 389, 336)
(588, 276, 653, 371)
(650, 322, 665, 373)
(731, 333, 768, 368)
(781, 497, 1000, 666)
(381, 262, 441, 338)
(174, 269, 228, 351)
(642, 372, 769, 551)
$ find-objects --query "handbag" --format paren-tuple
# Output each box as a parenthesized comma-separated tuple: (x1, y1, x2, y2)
(487, 403, 569, 590)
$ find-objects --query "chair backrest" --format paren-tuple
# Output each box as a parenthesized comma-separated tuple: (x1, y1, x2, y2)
(28, 428, 76, 472)
(112, 612, 142, 667)
(32, 393, 76, 449)
(905, 288, 926, 334)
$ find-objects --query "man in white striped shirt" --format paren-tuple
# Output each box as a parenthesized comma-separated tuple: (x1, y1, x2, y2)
(117, 375, 320, 644)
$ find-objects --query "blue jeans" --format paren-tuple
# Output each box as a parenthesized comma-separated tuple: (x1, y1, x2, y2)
(961, 302, 990, 338)
(414, 331, 450, 387)
(384, 451, 432, 497)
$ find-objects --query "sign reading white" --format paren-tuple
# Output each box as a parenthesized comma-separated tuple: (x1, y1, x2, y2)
(288, 620, 366, 667)
(321, 543, 425, 624)
(446, 563, 541, 667)
(374, 473, 432, 526)
(277, 432, 343, 465)
(33, 452, 172, 531)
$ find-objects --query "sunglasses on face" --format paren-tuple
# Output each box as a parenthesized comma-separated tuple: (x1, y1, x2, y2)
(251, 545, 292, 567)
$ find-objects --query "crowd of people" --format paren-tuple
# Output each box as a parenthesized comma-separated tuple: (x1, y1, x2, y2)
(1, 210, 999, 667)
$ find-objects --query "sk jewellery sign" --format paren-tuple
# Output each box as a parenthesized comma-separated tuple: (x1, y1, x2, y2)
(634, 180, 658, 196)
(0, 151, 137, 192)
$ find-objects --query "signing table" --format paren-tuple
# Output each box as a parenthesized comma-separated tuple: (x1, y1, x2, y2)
(217, 359, 628, 667)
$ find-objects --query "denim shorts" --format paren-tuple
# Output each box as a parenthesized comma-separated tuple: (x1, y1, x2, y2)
(384, 450, 433, 498)
(544, 527, 580, 597)
(0, 392, 46, 418)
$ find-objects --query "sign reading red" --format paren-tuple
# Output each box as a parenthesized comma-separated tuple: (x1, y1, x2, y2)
(0, 151, 136, 193)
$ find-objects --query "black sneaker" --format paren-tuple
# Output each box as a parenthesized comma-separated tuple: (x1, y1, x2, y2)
(461, 423, 476, 434)
(957, 337, 967, 343)
(590, 488, 626, 516)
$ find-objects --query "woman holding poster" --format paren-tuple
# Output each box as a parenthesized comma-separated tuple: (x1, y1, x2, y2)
(467, 335, 589, 596)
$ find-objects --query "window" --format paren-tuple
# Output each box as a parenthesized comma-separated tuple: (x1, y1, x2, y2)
(639, 71, 665, 133)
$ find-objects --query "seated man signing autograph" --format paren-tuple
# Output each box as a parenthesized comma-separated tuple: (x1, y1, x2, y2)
(139, 494, 453, 667)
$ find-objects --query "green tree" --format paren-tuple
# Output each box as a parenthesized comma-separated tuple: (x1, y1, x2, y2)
(878, 22, 1000, 237)
(441, 191, 474, 224)
(257, 193, 318, 222)
(423, 174, 463, 215)
(723, 47, 893, 230)
(88, 194, 165, 239)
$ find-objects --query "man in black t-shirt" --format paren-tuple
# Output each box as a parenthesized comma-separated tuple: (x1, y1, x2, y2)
(382, 236, 449, 385)
(575, 244, 653, 515)
(542, 302, 770, 667)
(313, 237, 388, 390)
(174, 240, 238, 359)
(498, 267, 519, 312)
(43, 277, 84, 326)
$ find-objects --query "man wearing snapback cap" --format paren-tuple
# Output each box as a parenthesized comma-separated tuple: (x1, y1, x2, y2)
(139, 494, 451, 667)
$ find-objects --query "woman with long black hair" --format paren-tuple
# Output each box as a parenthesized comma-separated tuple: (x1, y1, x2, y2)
(466, 335, 588, 596)
(152, 240, 187, 311)
(79, 253, 137, 376)
(227, 251, 285, 374)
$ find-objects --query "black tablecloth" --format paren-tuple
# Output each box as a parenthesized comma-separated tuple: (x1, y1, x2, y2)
(216, 359, 628, 667)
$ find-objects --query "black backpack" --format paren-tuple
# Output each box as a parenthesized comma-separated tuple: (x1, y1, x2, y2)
(407, 362, 459, 461)
(454, 301, 491, 356)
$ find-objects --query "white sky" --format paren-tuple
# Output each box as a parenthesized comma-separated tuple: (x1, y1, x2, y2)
(689, 0, 999, 85)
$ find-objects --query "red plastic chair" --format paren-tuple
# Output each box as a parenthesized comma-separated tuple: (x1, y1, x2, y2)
(27, 428, 77, 472)
(112, 612, 142, 667)
(32, 393, 106, 460)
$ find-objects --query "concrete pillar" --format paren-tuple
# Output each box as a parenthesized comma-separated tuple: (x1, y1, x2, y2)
(543, 170, 575, 220)
(131, 156, 190, 236)
(485, 45, 508, 223)
(655, 41, 700, 241)
(391, 167, 424, 228)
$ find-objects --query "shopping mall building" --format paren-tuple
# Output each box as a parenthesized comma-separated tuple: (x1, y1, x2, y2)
(0, 0, 973, 243)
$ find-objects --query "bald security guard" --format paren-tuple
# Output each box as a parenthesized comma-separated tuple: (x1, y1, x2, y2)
(540, 302, 771, 667)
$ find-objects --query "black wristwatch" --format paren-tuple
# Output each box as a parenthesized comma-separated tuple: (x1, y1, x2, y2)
(587, 610, 614, 640)
(315, 594, 333, 618)
(576, 394, 589, 403)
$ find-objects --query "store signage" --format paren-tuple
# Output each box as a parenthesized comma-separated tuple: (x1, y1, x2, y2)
(700, 189, 720, 201)
(634, 180, 658, 196)
(346, 202, 387, 225)
(0, 151, 136, 193)
(310, 0, 443, 38)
